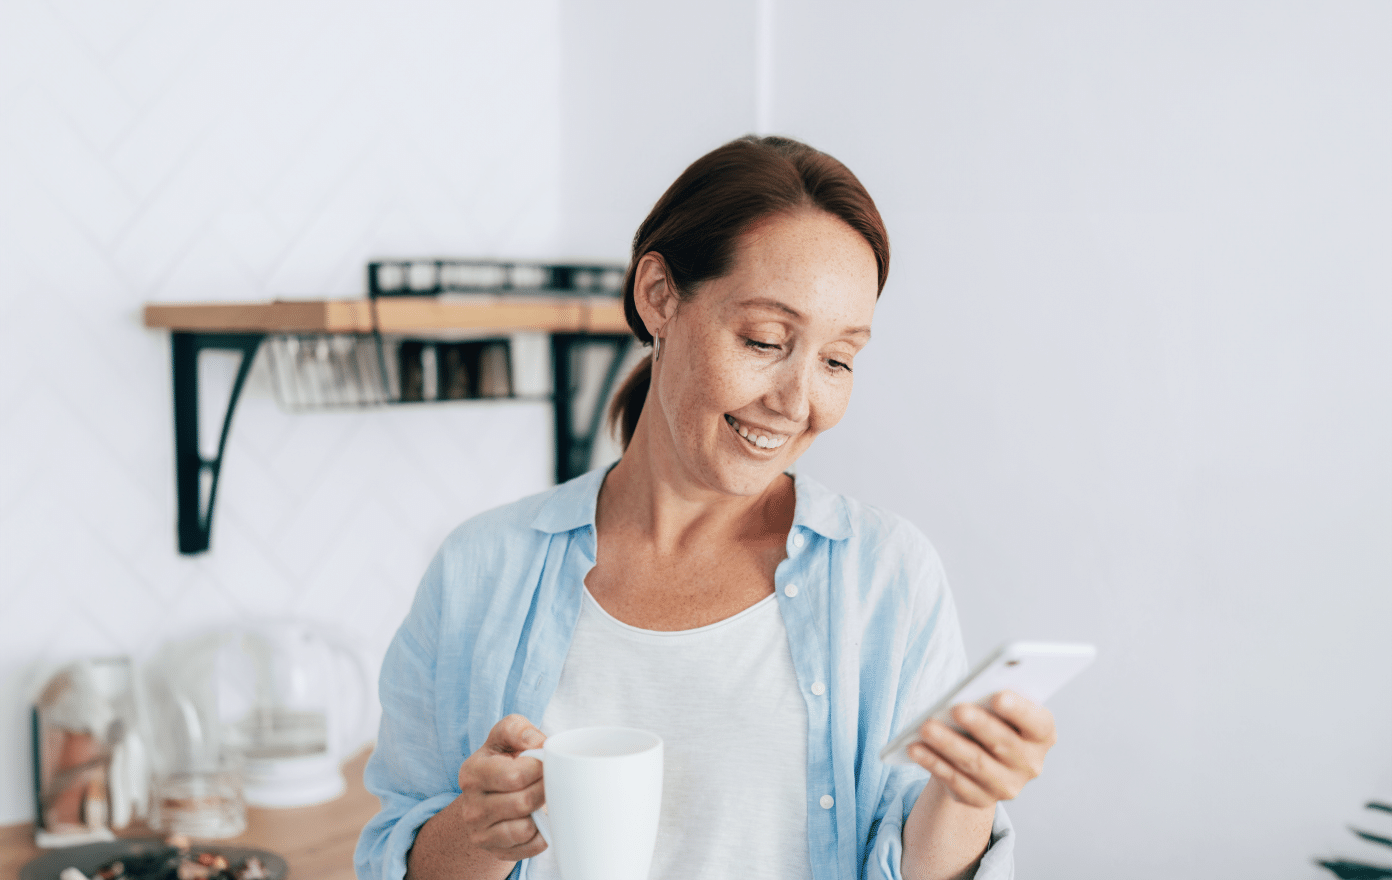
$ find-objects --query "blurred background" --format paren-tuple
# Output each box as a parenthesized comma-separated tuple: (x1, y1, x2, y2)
(2, 1, 1390, 877)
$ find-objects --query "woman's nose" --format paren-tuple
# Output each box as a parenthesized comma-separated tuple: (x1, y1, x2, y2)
(767, 357, 813, 425)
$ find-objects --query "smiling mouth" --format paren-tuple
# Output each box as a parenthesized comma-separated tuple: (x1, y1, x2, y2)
(725, 414, 788, 450)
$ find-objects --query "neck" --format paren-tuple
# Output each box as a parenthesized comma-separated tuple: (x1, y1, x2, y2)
(599, 412, 794, 553)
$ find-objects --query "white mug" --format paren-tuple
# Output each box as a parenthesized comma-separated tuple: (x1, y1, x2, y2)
(520, 726, 663, 880)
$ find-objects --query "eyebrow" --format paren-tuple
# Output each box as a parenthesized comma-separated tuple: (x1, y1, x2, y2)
(737, 297, 872, 338)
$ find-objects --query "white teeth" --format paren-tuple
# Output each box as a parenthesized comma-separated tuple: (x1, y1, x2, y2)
(727, 415, 785, 450)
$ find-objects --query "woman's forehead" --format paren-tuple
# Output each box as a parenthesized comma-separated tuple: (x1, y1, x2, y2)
(708, 211, 879, 329)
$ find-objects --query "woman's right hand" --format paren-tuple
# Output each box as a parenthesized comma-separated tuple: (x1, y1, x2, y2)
(406, 718, 545, 874)
(406, 715, 548, 880)
(454, 714, 549, 864)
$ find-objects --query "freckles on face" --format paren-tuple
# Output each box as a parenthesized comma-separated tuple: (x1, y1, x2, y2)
(653, 209, 879, 494)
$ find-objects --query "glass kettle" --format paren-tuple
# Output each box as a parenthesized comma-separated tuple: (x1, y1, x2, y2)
(145, 621, 374, 812)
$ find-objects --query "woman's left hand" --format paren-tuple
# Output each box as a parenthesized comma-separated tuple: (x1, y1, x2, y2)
(905, 690, 1057, 809)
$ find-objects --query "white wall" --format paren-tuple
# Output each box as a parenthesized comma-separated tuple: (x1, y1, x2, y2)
(776, 2, 1392, 877)
(0, 0, 564, 822)
(558, 0, 761, 261)
(5, 2, 1392, 877)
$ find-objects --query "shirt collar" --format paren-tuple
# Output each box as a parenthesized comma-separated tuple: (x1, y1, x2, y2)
(788, 472, 854, 541)
(529, 465, 853, 541)
(529, 466, 608, 534)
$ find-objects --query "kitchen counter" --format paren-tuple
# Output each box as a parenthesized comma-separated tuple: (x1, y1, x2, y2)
(1, 747, 381, 879)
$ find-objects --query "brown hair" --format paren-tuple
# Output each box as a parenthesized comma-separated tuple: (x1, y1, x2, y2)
(607, 135, 890, 449)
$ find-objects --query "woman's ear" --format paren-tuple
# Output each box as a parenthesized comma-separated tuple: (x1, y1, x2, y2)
(632, 252, 679, 339)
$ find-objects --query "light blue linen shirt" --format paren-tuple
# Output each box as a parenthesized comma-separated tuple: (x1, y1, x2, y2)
(355, 467, 1014, 880)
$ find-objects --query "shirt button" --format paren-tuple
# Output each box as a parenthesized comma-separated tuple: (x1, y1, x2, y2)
(792, 533, 806, 549)
(784, 584, 799, 598)
(811, 681, 826, 696)
(820, 795, 834, 809)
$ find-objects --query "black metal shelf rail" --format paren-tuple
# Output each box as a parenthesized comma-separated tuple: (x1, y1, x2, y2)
(168, 260, 634, 554)
(367, 258, 626, 297)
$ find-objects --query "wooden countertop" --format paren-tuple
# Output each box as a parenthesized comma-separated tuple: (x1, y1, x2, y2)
(1, 747, 381, 880)
(143, 296, 630, 335)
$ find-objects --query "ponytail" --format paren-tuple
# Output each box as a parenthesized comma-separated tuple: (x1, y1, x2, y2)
(607, 353, 652, 450)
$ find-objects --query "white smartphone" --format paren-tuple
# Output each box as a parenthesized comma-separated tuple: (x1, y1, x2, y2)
(878, 641, 1097, 765)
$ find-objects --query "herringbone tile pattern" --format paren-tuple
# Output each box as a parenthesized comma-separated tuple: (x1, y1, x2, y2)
(0, 0, 567, 823)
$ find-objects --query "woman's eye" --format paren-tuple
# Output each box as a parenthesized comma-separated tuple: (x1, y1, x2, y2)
(827, 358, 852, 373)
(744, 338, 780, 351)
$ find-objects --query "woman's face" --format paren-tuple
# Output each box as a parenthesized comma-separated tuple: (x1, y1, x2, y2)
(645, 209, 880, 497)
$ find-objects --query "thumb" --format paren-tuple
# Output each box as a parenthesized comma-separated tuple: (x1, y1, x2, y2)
(488, 714, 546, 753)
(514, 724, 545, 752)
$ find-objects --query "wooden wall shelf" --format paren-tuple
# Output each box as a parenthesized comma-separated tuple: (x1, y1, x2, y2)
(143, 296, 630, 335)
(144, 294, 634, 555)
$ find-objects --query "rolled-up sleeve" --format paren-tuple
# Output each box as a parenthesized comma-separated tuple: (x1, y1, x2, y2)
(859, 521, 1016, 879)
(866, 786, 1015, 880)
(355, 552, 457, 880)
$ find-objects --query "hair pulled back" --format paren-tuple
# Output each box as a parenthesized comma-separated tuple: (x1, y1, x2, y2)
(607, 135, 890, 449)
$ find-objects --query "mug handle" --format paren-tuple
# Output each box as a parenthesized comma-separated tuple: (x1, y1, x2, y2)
(518, 749, 551, 844)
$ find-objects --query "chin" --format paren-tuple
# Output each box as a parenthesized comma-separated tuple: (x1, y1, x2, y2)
(719, 469, 784, 497)
(701, 448, 802, 497)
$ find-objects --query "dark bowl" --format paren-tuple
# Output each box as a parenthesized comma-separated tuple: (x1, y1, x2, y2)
(20, 838, 288, 880)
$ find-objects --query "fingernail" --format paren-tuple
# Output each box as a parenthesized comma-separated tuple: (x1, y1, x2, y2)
(998, 692, 1015, 709)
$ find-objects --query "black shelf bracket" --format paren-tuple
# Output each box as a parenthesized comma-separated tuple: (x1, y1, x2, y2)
(164, 260, 634, 553)
(171, 331, 265, 554)
(166, 329, 635, 554)
(551, 333, 634, 484)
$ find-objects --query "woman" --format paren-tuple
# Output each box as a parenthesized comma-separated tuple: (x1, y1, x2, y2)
(355, 136, 1058, 880)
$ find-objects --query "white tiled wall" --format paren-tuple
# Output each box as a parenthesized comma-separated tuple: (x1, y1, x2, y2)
(0, 0, 566, 823)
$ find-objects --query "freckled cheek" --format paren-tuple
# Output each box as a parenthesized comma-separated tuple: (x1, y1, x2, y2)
(667, 340, 731, 410)
(808, 380, 854, 433)
(697, 352, 767, 412)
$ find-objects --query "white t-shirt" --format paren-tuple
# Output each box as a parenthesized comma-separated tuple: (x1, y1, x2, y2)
(526, 587, 811, 880)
